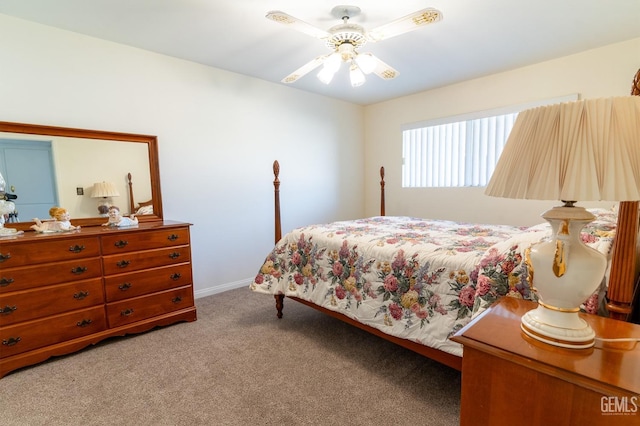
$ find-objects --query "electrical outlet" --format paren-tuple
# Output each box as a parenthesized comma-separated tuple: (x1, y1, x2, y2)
(77, 187, 84, 195)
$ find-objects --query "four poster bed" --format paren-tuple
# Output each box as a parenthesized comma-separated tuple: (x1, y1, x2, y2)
(250, 161, 640, 370)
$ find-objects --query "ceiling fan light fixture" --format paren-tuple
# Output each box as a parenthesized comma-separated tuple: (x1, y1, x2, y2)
(317, 66, 337, 85)
(349, 64, 366, 87)
(355, 53, 377, 74)
(324, 52, 342, 73)
(337, 42, 356, 61)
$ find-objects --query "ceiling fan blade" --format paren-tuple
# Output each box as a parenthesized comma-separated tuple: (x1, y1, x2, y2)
(366, 8, 442, 42)
(281, 54, 331, 84)
(266, 10, 331, 40)
(366, 54, 400, 80)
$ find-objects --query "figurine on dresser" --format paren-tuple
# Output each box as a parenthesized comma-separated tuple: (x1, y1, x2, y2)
(103, 205, 138, 227)
(31, 206, 80, 233)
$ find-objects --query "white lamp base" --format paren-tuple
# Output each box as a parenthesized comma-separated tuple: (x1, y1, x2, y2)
(0, 200, 19, 236)
(0, 226, 20, 236)
(521, 304, 595, 349)
(520, 204, 606, 350)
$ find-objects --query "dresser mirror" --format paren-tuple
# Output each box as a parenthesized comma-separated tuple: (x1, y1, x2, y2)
(0, 121, 163, 231)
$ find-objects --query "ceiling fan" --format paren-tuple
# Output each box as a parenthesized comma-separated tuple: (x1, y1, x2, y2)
(266, 5, 443, 87)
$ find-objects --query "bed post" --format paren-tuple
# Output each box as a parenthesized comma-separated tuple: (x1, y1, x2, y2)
(273, 161, 281, 244)
(273, 160, 285, 318)
(607, 202, 639, 321)
(380, 166, 386, 216)
(607, 69, 640, 322)
(127, 172, 135, 215)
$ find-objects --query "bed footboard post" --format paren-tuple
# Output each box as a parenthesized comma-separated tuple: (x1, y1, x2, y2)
(273, 160, 281, 243)
(274, 294, 284, 319)
(380, 166, 385, 216)
(273, 161, 284, 319)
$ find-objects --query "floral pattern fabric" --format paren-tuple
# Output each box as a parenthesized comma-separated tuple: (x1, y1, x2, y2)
(251, 210, 616, 357)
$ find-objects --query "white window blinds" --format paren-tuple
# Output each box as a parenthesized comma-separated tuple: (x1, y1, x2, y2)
(402, 95, 579, 188)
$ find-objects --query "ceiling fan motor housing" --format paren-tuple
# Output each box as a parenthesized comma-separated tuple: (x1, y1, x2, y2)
(326, 23, 367, 51)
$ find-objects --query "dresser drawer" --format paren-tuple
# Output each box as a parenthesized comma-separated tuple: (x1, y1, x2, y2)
(0, 258, 103, 293)
(106, 285, 194, 328)
(101, 228, 190, 255)
(102, 246, 191, 275)
(0, 278, 104, 326)
(0, 306, 107, 358)
(104, 263, 193, 302)
(0, 237, 100, 267)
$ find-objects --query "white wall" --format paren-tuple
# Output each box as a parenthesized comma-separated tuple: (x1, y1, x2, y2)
(0, 14, 365, 297)
(364, 38, 640, 226)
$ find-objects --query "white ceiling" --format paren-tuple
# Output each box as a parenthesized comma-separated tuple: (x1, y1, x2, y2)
(1, 0, 639, 105)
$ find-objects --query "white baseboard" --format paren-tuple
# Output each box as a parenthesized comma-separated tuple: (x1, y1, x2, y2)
(193, 277, 252, 299)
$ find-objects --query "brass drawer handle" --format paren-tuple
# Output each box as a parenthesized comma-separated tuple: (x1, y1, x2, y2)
(0, 277, 14, 287)
(116, 260, 130, 268)
(121, 308, 134, 317)
(0, 305, 17, 315)
(171, 296, 183, 304)
(69, 245, 85, 253)
(73, 291, 89, 300)
(118, 282, 132, 291)
(71, 266, 88, 274)
(170, 273, 182, 281)
(0, 253, 11, 262)
(114, 240, 129, 248)
(76, 319, 93, 328)
(169, 252, 180, 259)
(2, 336, 21, 346)
(167, 234, 179, 241)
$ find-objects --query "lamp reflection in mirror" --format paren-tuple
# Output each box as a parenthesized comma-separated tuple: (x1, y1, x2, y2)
(0, 172, 19, 235)
(91, 181, 120, 216)
(485, 96, 640, 348)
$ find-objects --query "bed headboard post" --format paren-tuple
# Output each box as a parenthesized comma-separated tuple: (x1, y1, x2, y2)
(127, 172, 135, 215)
(273, 160, 281, 244)
(607, 201, 639, 321)
(380, 166, 386, 216)
(607, 68, 640, 321)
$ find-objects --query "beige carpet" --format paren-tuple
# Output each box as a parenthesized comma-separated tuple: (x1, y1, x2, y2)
(0, 287, 461, 425)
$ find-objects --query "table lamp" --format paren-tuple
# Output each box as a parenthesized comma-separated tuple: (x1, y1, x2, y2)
(91, 181, 120, 216)
(485, 96, 640, 348)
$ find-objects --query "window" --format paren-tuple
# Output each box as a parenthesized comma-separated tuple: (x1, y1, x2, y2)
(401, 95, 579, 188)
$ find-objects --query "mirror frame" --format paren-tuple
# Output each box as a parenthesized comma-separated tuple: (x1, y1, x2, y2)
(0, 121, 163, 231)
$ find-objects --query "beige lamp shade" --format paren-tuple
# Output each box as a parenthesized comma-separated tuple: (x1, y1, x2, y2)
(486, 96, 640, 202)
(91, 182, 120, 198)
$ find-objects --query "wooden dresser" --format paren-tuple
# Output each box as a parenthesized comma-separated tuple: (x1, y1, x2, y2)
(0, 221, 196, 378)
(452, 297, 639, 426)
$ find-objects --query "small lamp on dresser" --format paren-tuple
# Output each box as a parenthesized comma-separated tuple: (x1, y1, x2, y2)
(91, 181, 120, 216)
(0, 171, 19, 235)
(485, 96, 640, 348)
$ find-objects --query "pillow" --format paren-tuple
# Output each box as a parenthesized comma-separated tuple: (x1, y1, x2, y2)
(135, 205, 154, 215)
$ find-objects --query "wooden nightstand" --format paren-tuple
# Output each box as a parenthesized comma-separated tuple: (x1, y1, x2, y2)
(452, 297, 640, 426)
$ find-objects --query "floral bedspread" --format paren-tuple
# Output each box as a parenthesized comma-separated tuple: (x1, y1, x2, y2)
(250, 210, 616, 357)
